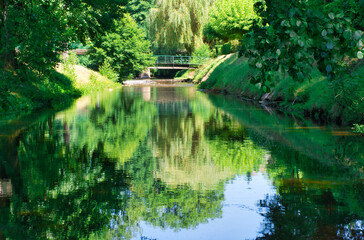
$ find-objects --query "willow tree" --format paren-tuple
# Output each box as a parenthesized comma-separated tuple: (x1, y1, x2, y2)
(148, 0, 214, 54)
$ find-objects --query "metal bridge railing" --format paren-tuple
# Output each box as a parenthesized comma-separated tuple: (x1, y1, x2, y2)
(154, 55, 210, 67)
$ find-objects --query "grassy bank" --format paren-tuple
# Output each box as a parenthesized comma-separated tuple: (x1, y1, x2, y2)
(196, 53, 364, 125)
(175, 55, 231, 82)
(0, 60, 121, 115)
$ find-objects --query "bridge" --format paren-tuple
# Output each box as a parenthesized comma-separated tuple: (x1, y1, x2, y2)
(140, 55, 210, 78)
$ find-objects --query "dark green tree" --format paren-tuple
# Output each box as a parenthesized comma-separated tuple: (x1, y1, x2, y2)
(0, 0, 128, 74)
(126, 0, 155, 27)
(240, 0, 363, 91)
(90, 14, 154, 78)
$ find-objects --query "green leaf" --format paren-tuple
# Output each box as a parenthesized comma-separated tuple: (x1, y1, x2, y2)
(276, 49, 281, 56)
(326, 42, 334, 50)
(343, 29, 352, 40)
(321, 29, 327, 37)
(336, 12, 345, 18)
(328, 13, 335, 20)
(357, 51, 363, 59)
(353, 31, 362, 40)
(298, 40, 304, 47)
(358, 40, 364, 48)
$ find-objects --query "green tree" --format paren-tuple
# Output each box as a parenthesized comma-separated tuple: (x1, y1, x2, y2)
(90, 14, 154, 78)
(239, 0, 363, 90)
(0, 0, 128, 74)
(204, 0, 259, 42)
(148, 0, 214, 54)
(126, 0, 155, 27)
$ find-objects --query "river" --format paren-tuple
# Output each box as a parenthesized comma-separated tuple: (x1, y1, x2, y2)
(0, 84, 363, 239)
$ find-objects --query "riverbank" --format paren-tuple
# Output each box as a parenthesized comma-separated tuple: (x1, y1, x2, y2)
(191, 53, 364, 125)
(0, 65, 121, 115)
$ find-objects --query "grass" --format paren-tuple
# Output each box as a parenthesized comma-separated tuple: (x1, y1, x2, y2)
(194, 55, 230, 83)
(0, 70, 81, 114)
(198, 53, 364, 125)
(199, 53, 262, 99)
(0, 54, 121, 115)
(57, 64, 120, 95)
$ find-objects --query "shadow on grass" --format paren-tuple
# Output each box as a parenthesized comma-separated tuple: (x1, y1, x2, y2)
(0, 69, 82, 115)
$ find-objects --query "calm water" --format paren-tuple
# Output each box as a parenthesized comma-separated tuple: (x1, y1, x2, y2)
(0, 85, 363, 239)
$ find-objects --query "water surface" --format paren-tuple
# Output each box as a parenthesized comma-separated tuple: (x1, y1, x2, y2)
(0, 85, 363, 239)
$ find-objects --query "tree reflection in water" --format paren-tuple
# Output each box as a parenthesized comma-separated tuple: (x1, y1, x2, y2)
(0, 86, 362, 239)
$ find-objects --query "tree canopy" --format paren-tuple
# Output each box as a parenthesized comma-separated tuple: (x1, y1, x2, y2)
(148, 0, 214, 54)
(204, 0, 259, 41)
(90, 14, 154, 78)
(0, 0, 128, 73)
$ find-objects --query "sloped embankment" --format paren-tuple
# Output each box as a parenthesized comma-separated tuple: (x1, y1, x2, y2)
(198, 53, 364, 124)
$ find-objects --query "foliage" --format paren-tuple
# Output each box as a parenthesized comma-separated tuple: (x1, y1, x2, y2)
(77, 55, 93, 68)
(148, 0, 214, 54)
(90, 14, 154, 78)
(352, 124, 364, 134)
(322, 0, 364, 31)
(126, 0, 155, 27)
(99, 61, 119, 82)
(204, 0, 259, 41)
(240, 0, 363, 91)
(192, 44, 213, 58)
(0, 0, 128, 74)
(200, 53, 364, 123)
(0, 0, 128, 113)
(62, 52, 78, 82)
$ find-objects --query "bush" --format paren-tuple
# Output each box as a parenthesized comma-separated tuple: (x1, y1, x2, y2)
(193, 44, 213, 58)
(77, 55, 93, 68)
(99, 61, 119, 82)
(221, 43, 231, 55)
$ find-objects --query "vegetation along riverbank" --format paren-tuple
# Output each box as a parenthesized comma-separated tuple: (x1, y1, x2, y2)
(174, 0, 364, 126)
(0, 1, 154, 114)
(194, 53, 364, 125)
(1, 0, 363, 126)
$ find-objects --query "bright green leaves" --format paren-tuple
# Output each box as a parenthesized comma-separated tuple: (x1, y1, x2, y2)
(90, 15, 154, 78)
(1, 0, 129, 75)
(148, 0, 212, 54)
(357, 51, 364, 59)
(204, 0, 258, 41)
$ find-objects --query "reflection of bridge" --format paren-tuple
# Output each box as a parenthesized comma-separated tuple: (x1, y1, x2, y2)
(140, 55, 210, 78)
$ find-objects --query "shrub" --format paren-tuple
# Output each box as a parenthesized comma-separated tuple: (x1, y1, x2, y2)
(99, 61, 119, 82)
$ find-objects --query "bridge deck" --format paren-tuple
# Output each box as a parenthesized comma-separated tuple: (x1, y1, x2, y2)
(149, 66, 197, 70)
(154, 55, 209, 67)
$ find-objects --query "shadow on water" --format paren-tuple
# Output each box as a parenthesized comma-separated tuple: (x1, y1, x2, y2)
(0, 86, 362, 239)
